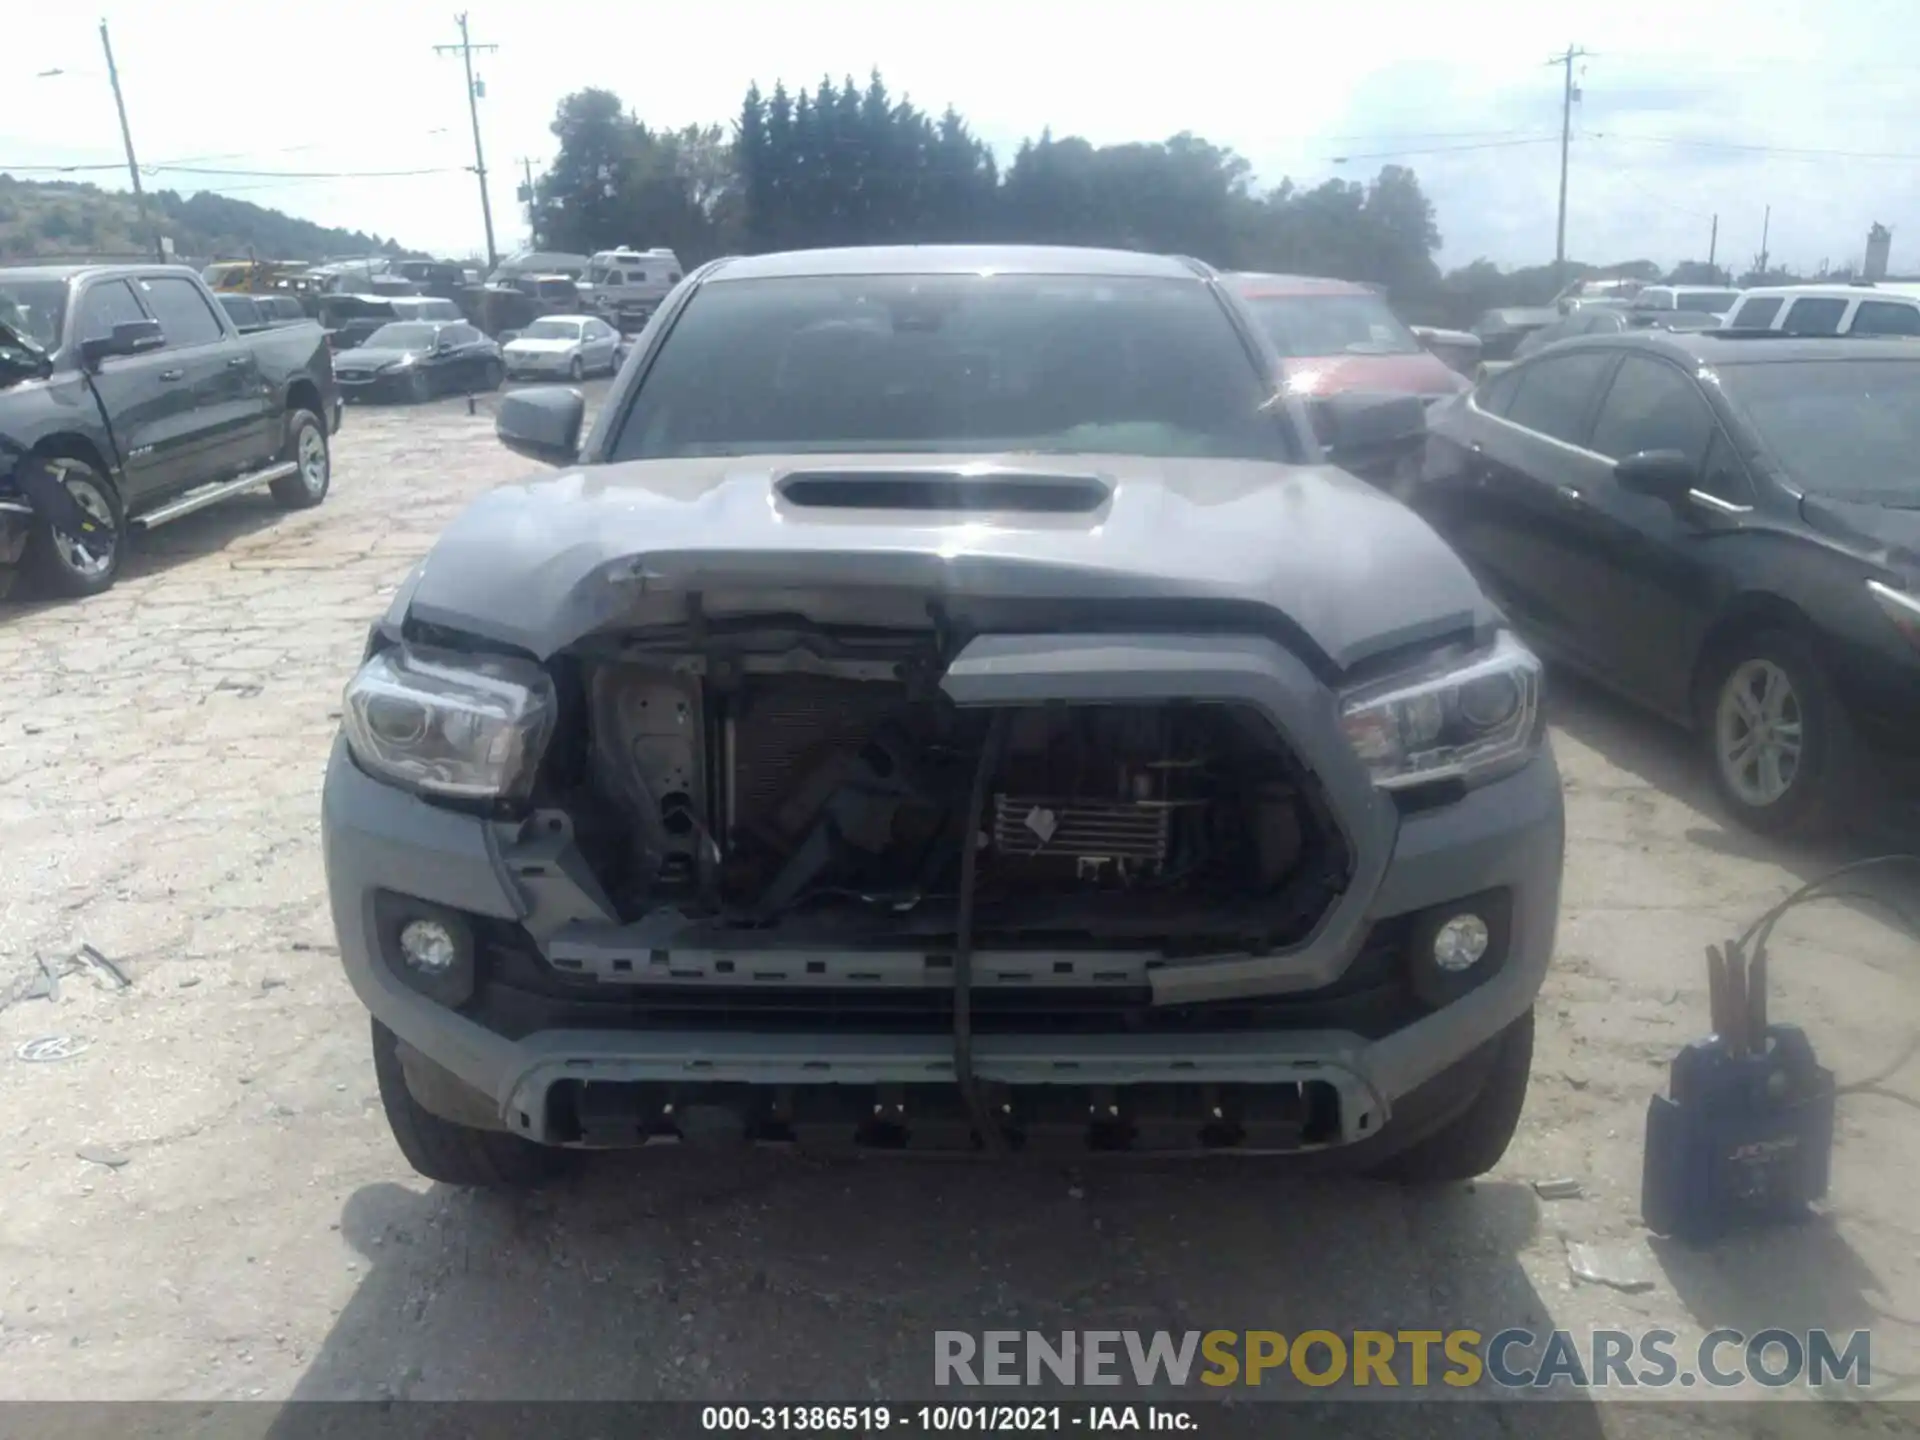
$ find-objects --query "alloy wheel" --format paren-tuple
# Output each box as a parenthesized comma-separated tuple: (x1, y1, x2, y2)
(297, 423, 329, 498)
(51, 470, 118, 580)
(1714, 658, 1803, 807)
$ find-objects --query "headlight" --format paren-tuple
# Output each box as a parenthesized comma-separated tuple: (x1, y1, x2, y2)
(1338, 630, 1542, 789)
(341, 643, 556, 799)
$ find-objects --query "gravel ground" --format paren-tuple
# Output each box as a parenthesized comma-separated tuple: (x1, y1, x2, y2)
(0, 387, 1915, 1430)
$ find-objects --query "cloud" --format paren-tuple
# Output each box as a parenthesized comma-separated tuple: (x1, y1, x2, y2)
(5, 0, 1920, 276)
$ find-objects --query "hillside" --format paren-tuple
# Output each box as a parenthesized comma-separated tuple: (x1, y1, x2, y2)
(0, 174, 420, 263)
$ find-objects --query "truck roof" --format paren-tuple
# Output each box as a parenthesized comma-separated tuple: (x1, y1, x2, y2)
(0, 262, 201, 283)
(708, 245, 1209, 282)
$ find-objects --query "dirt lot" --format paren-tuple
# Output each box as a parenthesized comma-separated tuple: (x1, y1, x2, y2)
(1, 389, 1916, 1428)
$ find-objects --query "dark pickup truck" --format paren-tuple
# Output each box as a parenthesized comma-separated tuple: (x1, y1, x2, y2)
(0, 263, 341, 598)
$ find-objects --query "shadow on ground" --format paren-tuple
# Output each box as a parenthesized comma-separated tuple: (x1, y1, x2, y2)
(1545, 666, 1920, 919)
(277, 1156, 1582, 1418)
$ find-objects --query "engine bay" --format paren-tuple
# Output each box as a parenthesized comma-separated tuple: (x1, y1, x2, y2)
(568, 649, 1349, 950)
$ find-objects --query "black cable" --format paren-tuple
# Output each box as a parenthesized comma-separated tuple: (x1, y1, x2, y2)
(1740, 853, 1920, 952)
(954, 709, 1010, 1155)
(1730, 853, 1920, 1093)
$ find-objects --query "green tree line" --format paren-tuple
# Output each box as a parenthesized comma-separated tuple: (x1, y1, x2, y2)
(0, 175, 411, 264)
(531, 73, 1745, 329)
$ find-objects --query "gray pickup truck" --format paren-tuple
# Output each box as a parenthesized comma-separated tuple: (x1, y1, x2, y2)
(0, 262, 341, 599)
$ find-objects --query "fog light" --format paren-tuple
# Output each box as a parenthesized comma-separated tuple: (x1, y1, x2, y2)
(399, 918, 458, 974)
(1432, 913, 1491, 971)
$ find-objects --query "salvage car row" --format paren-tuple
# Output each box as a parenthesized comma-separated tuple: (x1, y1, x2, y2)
(0, 262, 630, 598)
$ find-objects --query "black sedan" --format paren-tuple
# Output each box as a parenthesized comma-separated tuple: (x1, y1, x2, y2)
(1414, 330, 1920, 836)
(330, 320, 503, 403)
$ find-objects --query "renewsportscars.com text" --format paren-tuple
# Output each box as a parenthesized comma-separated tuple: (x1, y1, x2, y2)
(934, 1328, 1871, 1391)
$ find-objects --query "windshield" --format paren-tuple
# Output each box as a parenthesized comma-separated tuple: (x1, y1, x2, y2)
(609, 273, 1286, 463)
(522, 319, 582, 340)
(363, 323, 439, 350)
(1242, 292, 1422, 358)
(0, 279, 69, 351)
(1722, 359, 1920, 500)
(1677, 290, 1739, 314)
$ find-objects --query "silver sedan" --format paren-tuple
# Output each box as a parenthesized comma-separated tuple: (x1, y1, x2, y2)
(501, 315, 622, 382)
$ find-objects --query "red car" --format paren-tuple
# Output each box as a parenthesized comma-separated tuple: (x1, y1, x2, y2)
(1226, 272, 1469, 402)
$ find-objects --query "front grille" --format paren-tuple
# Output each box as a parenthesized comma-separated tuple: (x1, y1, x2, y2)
(467, 917, 1422, 1041)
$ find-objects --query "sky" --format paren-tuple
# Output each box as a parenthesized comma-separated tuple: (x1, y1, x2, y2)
(5, 0, 1920, 276)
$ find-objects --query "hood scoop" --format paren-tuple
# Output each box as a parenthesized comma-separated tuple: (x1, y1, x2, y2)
(774, 467, 1112, 515)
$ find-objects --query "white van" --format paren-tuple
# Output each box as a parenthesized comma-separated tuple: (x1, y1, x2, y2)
(581, 248, 684, 329)
(488, 250, 590, 285)
(1723, 282, 1920, 337)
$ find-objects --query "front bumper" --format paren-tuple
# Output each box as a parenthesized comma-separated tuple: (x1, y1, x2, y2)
(333, 369, 412, 401)
(503, 355, 575, 379)
(323, 702, 1564, 1153)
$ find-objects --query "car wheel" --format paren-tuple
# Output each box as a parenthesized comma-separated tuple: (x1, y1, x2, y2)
(370, 1018, 569, 1188)
(268, 409, 330, 510)
(1365, 1009, 1533, 1184)
(568, 355, 584, 382)
(22, 453, 126, 600)
(1699, 628, 1854, 838)
(407, 368, 433, 404)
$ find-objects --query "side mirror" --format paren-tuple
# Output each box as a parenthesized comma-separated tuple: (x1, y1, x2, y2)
(1309, 391, 1428, 479)
(80, 318, 163, 369)
(496, 386, 585, 466)
(1409, 325, 1483, 377)
(1613, 449, 1697, 501)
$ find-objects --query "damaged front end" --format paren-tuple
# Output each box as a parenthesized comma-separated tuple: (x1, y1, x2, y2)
(331, 558, 1551, 1156)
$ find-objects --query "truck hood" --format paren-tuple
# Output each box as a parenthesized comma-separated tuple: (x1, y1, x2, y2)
(401, 452, 1496, 672)
(1280, 352, 1468, 399)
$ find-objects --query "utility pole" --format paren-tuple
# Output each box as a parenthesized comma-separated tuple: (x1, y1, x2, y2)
(1548, 44, 1591, 289)
(519, 157, 538, 245)
(435, 13, 499, 271)
(1708, 214, 1718, 272)
(1757, 204, 1771, 278)
(98, 20, 162, 262)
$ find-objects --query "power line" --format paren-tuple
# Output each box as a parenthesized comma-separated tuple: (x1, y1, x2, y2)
(156, 164, 461, 179)
(1327, 135, 1558, 162)
(1, 161, 464, 179)
(1587, 130, 1920, 162)
(434, 13, 500, 271)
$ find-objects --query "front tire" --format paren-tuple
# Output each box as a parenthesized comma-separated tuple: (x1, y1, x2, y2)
(568, 355, 584, 382)
(21, 454, 126, 600)
(407, 368, 433, 404)
(1366, 1009, 1534, 1184)
(1699, 628, 1853, 838)
(269, 409, 330, 510)
(370, 1018, 568, 1188)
